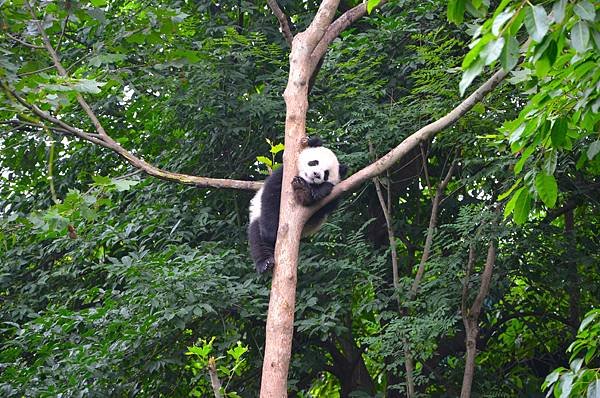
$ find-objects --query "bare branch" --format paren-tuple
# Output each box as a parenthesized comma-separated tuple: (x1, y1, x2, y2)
(419, 142, 432, 190)
(461, 243, 477, 322)
(303, 0, 341, 52)
(409, 159, 457, 299)
(11, 3, 262, 192)
(4, 32, 44, 49)
(3, 91, 262, 190)
(56, 13, 70, 52)
(368, 142, 399, 294)
(266, 0, 293, 47)
(207, 357, 224, 398)
(470, 239, 497, 320)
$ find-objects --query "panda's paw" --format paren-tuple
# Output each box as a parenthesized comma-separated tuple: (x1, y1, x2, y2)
(292, 176, 312, 206)
(292, 176, 308, 189)
(256, 256, 275, 274)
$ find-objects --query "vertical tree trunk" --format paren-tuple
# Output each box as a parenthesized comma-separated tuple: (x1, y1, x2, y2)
(460, 238, 497, 398)
(260, 3, 341, 395)
(259, 36, 310, 395)
(460, 333, 478, 398)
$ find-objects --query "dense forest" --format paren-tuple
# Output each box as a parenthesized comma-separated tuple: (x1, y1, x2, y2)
(1, 0, 599, 397)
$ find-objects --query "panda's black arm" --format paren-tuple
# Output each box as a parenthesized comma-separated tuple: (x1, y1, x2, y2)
(309, 181, 334, 202)
(292, 177, 334, 206)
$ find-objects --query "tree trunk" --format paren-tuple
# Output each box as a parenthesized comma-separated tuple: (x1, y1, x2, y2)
(260, 2, 341, 395)
(459, 238, 497, 398)
(460, 331, 478, 398)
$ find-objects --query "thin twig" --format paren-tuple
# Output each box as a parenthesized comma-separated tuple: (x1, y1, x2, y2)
(266, 0, 293, 47)
(56, 13, 70, 52)
(409, 159, 457, 299)
(17, 65, 55, 77)
(5, 32, 44, 49)
(419, 142, 432, 190)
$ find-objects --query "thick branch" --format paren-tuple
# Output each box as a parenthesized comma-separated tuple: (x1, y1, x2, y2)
(303, 0, 341, 52)
(311, 0, 388, 66)
(207, 357, 224, 398)
(266, 0, 293, 47)
(470, 240, 497, 320)
(315, 68, 508, 211)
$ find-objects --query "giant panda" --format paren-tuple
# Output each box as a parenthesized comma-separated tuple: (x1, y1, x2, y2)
(248, 137, 348, 273)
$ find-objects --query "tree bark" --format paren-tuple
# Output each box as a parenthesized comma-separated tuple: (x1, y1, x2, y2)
(260, 2, 341, 396)
(460, 239, 497, 398)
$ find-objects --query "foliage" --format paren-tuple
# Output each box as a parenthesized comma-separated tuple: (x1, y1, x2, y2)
(448, 0, 600, 223)
(186, 337, 249, 398)
(0, 0, 599, 396)
(542, 309, 600, 398)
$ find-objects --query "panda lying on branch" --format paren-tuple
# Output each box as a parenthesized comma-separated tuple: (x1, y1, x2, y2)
(248, 137, 348, 273)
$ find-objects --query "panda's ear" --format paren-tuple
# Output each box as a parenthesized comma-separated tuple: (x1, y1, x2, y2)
(306, 137, 323, 147)
(339, 164, 348, 178)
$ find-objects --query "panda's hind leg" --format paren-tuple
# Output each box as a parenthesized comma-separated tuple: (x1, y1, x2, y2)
(248, 220, 275, 273)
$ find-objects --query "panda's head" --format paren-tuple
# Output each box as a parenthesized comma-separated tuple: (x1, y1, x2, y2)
(297, 140, 347, 185)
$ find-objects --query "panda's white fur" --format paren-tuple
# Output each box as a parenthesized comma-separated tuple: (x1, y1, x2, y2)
(297, 146, 342, 185)
(248, 138, 347, 273)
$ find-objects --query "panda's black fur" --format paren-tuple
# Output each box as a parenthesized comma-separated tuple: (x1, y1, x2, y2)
(248, 137, 348, 273)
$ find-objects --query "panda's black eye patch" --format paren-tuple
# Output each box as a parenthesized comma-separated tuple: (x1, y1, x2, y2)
(324, 170, 330, 181)
(308, 160, 319, 166)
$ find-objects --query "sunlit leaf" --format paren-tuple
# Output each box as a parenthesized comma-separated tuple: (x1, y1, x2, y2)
(525, 5, 550, 42)
(571, 21, 590, 53)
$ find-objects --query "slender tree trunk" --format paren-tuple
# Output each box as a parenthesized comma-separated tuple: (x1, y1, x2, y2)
(460, 333, 478, 398)
(207, 357, 224, 398)
(460, 238, 497, 398)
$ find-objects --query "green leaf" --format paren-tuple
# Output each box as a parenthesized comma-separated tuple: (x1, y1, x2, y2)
(270, 143, 284, 154)
(90, 0, 107, 6)
(492, 9, 515, 36)
(112, 179, 140, 192)
(543, 369, 562, 390)
(587, 378, 600, 398)
(535, 173, 558, 208)
(256, 156, 272, 167)
(587, 141, 600, 160)
(551, 118, 568, 147)
(462, 34, 492, 69)
(513, 188, 531, 224)
(504, 187, 524, 218)
(570, 357, 584, 373)
(459, 58, 484, 96)
(525, 5, 550, 42)
(559, 372, 574, 398)
(571, 21, 590, 53)
(367, 0, 382, 14)
(574, 1, 596, 21)
(498, 178, 522, 201)
(448, 0, 466, 24)
(579, 310, 599, 332)
(481, 37, 505, 64)
(500, 35, 519, 71)
(544, 150, 558, 175)
(72, 79, 106, 94)
(88, 54, 127, 67)
(552, 0, 568, 23)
